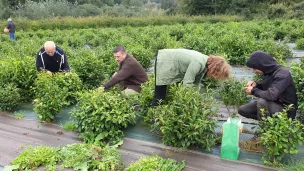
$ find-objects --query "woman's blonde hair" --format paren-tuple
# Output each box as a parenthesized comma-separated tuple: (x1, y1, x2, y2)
(206, 56, 231, 80)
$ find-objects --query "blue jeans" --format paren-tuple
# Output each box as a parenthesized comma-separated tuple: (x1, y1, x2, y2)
(9, 33, 16, 40)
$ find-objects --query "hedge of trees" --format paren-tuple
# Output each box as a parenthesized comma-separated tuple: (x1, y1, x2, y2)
(1, 0, 304, 19)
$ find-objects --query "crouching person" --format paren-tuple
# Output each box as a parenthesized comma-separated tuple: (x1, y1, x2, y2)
(238, 51, 298, 139)
(100, 46, 148, 96)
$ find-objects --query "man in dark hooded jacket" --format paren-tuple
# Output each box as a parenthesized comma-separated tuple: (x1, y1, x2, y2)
(238, 51, 298, 120)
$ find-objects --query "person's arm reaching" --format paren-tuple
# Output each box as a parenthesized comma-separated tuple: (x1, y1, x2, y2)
(103, 64, 133, 89)
(252, 72, 290, 101)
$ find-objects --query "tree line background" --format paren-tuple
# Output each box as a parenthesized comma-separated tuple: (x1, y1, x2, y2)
(0, 0, 303, 19)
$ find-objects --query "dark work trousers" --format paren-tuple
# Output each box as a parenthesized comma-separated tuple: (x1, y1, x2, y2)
(152, 85, 167, 106)
(238, 98, 284, 136)
(238, 98, 283, 120)
(151, 54, 168, 107)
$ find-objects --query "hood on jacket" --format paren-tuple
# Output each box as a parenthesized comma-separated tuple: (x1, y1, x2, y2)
(246, 51, 280, 74)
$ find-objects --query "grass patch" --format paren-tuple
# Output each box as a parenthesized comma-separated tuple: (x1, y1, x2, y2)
(282, 159, 304, 171)
(13, 111, 25, 120)
(62, 121, 76, 131)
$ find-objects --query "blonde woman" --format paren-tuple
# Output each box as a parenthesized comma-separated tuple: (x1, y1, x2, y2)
(152, 49, 230, 106)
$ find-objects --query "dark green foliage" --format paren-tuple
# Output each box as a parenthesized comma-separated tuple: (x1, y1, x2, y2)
(147, 85, 218, 150)
(0, 56, 37, 102)
(72, 90, 136, 145)
(33, 72, 82, 122)
(59, 143, 124, 170)
(290, 59, 304, 123)
(137, 75, 154, 118)
(258, 106, 304, 167)
(267, 3, 289, 19)
(69, 49, 104, 90)
(0, 83, 20, 111)
(8, 143, 123, 171)
(0, 15, 243, 31)
(128, 45, 154, 69)
(296, 38, 304, 50)
(10, 146, 61, 171)
(126, 154, 186, 171)
(218, 78, 249, 116)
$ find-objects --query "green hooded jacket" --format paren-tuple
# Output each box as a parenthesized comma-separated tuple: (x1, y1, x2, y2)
(155, 49, 208, 86)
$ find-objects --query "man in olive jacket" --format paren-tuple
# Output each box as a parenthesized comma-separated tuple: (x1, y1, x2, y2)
(238, 51, 298, 120)
(102, 46, 148, 96)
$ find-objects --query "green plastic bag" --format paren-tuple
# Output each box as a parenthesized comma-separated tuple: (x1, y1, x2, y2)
(220, 117, 243, 160)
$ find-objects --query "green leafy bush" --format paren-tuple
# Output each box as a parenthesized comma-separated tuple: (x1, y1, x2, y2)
(72, 90, 136, 145)
(7, 143, 123, 171)
(218, 78, 249, 116)
(0, 15, 243, 31)
(126, 154, 186, 171)
(0, 56, 37, 102)
(267, 3, 289, 19)
(62, 121, 76, 131)
(128, 45, 154, 69)
(296, 38, 304, 50)
(70, 49, 105, 89)
(10, 146, 61, 171)
(258, 107, 304, 167)
(33, 72, 82, 122)
(60, 143, 123, 170)
(290, 60, 304, 123)
(147, 85, 218, 150)
(0, 84, 20, 111)
(52, 72, 83, 105)
(137, 76, 155, 118)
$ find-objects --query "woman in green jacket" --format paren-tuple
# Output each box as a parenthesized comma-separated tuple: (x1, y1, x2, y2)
(152, 49, 230, 106)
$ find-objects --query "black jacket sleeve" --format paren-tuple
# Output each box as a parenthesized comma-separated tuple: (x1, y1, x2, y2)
(61, 53, 70, 72)
(252, 71, 290, 101)
(36, 50, 44, 71)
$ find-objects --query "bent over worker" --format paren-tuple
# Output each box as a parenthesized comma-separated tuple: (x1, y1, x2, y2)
(152, 49, 231, 106)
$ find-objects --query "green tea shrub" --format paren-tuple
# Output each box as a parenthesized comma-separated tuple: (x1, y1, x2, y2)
(255, 39, 291, 65)
(126, 154, 185, 171)
(10, 146, 61, 171)
(72, 90, 136, 145)
(0, 84, 20, 111)
(290, 60, 304, 123)
(147, 85, 218, 150)
(267, 3, 289, 19)
(0, 56, 37, 102)
(258, 107, 304, 167)
(7, 143, 123, 171)
(59, 143, 123, 170)
(128, 45, 154, 69)
(53, 72, 83, 104)
(296, 38, 304, 50)
(33, 72, 82, 122)
(137, 76, 155, 119)
(218, 78, 249, 116)
(69, 49, 104, 89)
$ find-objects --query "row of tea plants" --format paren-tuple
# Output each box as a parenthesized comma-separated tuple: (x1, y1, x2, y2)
(5, 143, 186, 171)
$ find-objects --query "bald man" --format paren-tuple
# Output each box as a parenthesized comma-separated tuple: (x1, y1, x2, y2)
(36, 41, 70, 73)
